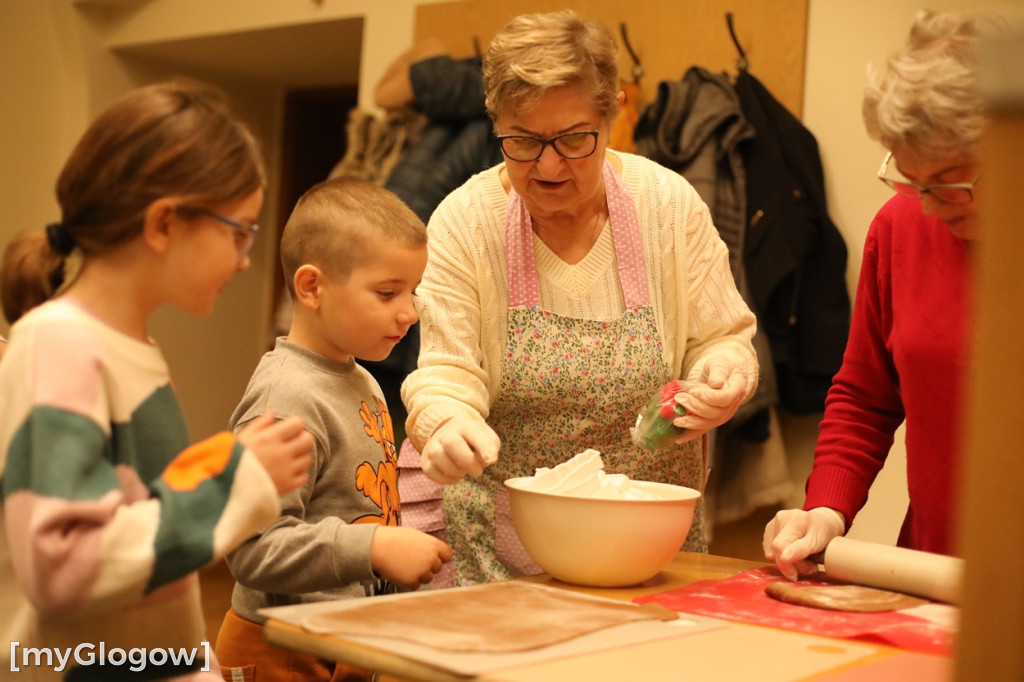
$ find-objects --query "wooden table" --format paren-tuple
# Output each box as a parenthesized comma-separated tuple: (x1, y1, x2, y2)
(263, 552, 952, 681)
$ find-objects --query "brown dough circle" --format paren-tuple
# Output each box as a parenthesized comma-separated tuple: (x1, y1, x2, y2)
(765, 580, 928, 612)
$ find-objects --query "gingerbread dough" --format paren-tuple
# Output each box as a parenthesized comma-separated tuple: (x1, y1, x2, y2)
(765, 580, 928, 612)
(302, 581, 678, 653)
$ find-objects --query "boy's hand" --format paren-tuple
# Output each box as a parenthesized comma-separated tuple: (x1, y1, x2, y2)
(237, 412, 314, 496)
(371, 527, 453, 590)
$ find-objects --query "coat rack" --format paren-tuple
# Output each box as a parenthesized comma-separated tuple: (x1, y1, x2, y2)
(619, 22, 644, 83)
(725, 12, 749, 72)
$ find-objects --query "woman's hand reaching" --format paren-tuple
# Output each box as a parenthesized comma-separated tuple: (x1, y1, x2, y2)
(420, 415, 501, 485)
(671, 360, 748, 442)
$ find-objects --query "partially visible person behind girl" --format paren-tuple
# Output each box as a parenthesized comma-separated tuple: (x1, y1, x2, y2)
(0, 79, 314, 681)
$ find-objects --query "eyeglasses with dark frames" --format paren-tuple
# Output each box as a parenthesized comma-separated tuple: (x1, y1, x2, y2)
(877, 151, 981, 204)
(496, 129, 600, 162)
(178, 206, 259, 260)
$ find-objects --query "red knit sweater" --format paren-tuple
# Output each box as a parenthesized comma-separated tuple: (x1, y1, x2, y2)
(803, 194, 972, 556)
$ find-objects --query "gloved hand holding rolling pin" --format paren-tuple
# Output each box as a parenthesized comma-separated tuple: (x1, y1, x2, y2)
(762, 507, 846, 581)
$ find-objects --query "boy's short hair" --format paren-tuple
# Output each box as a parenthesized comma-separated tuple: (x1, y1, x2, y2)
(280, 178, 426, 297)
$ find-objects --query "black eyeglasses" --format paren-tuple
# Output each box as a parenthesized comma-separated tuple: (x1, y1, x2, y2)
(877, 152, 980, 204)
(496, 129, 600, 162)
(178, 206, 259, 261)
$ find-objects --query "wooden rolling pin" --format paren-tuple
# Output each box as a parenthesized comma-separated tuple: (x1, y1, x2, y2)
(813, 537, 965, 605)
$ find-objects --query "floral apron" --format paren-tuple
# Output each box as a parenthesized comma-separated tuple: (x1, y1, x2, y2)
(443, 162, 708, 585)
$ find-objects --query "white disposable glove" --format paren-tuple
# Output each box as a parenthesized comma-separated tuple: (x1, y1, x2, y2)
(762, 507, 846, 581)
(420, 415, 501, 485)
(671, 358, 748, 443)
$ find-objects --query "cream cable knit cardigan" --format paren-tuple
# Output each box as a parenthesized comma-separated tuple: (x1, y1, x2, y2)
(402, 151, 759, 452)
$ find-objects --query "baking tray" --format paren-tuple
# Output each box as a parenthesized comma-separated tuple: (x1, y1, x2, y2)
(260, 582, 727, 677)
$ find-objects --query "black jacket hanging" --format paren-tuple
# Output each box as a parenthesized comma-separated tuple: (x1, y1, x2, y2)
(733, 70, 850, 414)
(634, 66, 774, 440)
(385, 55, 503, 224)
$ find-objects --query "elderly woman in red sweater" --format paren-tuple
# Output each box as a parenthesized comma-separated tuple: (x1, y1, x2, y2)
(763, 9, 1002, 580)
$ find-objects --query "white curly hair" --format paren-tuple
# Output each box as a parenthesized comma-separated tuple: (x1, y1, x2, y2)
(862, 9, 1005, 158)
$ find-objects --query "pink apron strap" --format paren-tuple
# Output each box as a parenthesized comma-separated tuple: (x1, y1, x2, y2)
(504, 188, 540, 307)
(504, 160, 650, 308)
(603, 162, 651, 307)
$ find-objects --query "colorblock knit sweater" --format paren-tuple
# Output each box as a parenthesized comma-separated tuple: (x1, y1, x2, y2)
(0, 300, 281, 680)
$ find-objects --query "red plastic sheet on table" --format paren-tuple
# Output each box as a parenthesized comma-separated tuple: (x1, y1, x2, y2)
(634, 567, 955, 655)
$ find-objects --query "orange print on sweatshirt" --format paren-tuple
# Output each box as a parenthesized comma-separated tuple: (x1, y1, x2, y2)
(353, 397, 401, 526)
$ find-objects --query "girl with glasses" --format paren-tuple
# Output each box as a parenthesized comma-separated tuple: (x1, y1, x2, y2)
(0, 79, 313, 679)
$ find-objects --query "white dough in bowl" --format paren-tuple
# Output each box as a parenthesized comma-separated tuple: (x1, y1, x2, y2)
(522, 449, 666, 500)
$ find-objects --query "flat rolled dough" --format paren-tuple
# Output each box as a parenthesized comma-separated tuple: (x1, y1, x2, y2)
(765, 580, 928, 612)
(302, 581, 678, 653)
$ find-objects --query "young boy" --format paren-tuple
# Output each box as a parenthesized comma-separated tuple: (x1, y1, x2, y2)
(215, 178, 452, 681)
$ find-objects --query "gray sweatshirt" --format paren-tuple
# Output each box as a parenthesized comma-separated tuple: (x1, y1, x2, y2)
(227, 339, 401, 624)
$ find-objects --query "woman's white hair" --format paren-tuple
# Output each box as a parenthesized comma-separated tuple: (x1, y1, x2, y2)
(862, 9, 1004, 158)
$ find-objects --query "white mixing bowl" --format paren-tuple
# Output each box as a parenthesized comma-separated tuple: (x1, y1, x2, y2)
(504, 477, 701, 587)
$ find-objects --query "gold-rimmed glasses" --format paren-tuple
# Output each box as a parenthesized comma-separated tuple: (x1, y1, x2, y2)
(877, 151, 981, 204)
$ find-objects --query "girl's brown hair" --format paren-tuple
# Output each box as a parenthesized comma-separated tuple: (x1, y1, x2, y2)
(0, 78, 265, 324)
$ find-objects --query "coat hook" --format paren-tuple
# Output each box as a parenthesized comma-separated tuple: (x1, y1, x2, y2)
(725, 12, 749, 72)
(619, 22, 644, 83)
